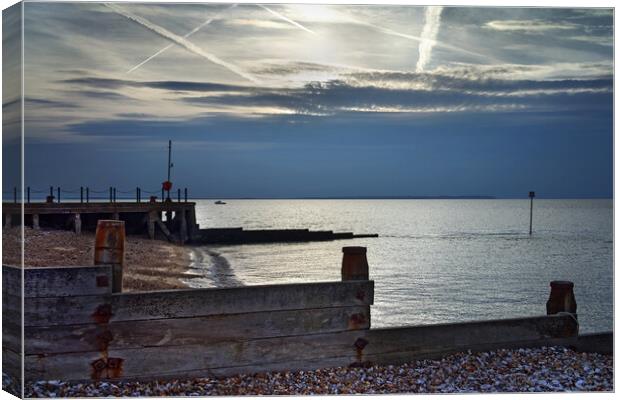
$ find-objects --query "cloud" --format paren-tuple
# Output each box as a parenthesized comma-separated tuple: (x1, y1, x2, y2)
(251, 61, 342, 76)
(62, 90, 136, 101)
(57, 59, 612, 122)
(104, 3, 258, 83)
(26, 98, 80, 108)
(59, 66, 612, 144)
(224, 18, 294, 30)
(17, 2, 613, 154)
(416, 6, 443, 72)
(61, 77, 254, 93)
(245, 60, 612, 89)
(426, 62, 612, 81)
(568, 35, 613, 46)
(179, 72, 612, 116)
(484, 20, 579, 32)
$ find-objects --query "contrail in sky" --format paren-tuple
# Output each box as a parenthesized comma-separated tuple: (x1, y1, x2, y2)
(355, 17, 492, 62)
(416, 6, 443, 72)
(127, 4, 237, 74)
(258, 4, 316, 35)
(105, 3, 258, 83)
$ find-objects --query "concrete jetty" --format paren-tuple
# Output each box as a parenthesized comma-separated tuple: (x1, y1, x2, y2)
(2, 201, 378, 245)
(3, 201, 198, 244)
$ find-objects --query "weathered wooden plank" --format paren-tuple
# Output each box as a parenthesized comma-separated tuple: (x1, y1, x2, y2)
(361, 336, 583, 367)
(23, 314, 576, 382)
(22, 280, 374, 326)
(3, 291, 24, 324)
(200, 336, 583, 381)
(3, 320, 22, 354)
(2, 288, 22, 355)
(359, 314, 579, 360)
(572, 332, 613, 355)
(3, 265, 113, 297)
(25, 306, 370, 354)
(2, 265, 22, 297)
(183, 355, 358, 380)
(2, 346, 23, 386)
(24, 330, 363, 381)
(65, 355, 366, 382)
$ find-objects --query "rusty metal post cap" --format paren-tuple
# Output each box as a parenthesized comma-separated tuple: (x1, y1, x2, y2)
(550, 281, 574, 289)
(343, 246, 367, 255)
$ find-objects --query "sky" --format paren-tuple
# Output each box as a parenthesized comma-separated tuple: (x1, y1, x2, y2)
(2, 2, 614, 198)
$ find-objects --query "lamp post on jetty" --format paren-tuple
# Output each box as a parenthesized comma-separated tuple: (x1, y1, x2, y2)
(528, 191, 535, 235)
(163, 139, 174, 201)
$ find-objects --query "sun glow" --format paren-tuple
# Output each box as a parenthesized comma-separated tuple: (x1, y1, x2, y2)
(285, 4, 347, 23)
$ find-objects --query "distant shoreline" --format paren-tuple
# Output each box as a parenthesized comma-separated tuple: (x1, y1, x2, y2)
(7, 196, 615, 201)
(212, 196, 499, 200)
(175, 196, 611, 200)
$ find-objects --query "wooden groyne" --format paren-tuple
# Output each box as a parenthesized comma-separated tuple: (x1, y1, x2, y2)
(2, 201, 378, 245)
(199, 228, 378, 244)
(1, 229, 611, 383)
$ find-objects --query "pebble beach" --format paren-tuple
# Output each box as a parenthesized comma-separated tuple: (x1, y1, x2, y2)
(20, 346, 612, 397)
(2, 227, 193, 291)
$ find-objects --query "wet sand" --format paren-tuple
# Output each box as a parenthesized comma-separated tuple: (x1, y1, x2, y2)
(184, 247, 243, 288)
(2, 227, 196, 291)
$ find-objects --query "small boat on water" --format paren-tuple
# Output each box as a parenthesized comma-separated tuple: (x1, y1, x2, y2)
(214, 200, 227, 205)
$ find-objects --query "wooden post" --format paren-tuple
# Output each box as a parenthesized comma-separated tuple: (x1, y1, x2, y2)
(529, 191, 535, 235)
(57, 187, 60, 203)
(73, 213, 81, 235)
(147, 210, 157, 239)
(109, 187, 113, 203)
(341, 246, 369, 281)
(179, 209, 188, 244)
(184, 188, 188, 203)
(187, 206, 198, 241)
(161, 187, 165, 203)
(27, 187, 30, 203)
(86, 187, 90, 203)
(49, 186, 53, 199)
(13, 187, 17, 203)
(177, 188, 181, 203)
(94, 220, 125, 293)
(136, 187, 140, 203)
(113, 188, 117, 203)
(32, 214, 40, 230)
(80, 187, 83, 203)
(546, 280, 577, 317)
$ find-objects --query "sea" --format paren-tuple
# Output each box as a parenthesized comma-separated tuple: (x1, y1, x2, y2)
(184, 199, 613, 334)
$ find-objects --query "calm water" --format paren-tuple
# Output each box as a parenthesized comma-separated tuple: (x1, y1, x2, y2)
(184, 199, 613, 333)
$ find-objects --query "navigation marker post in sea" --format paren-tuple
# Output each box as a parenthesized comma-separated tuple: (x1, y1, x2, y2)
(529, 191, 535, 235)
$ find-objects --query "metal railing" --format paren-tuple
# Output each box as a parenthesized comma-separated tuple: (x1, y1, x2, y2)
(3, 186, 190, 204)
